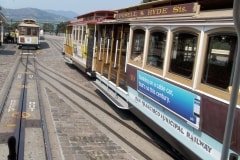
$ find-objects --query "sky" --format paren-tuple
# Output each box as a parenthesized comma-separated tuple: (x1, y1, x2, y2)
(0, 0, 142, 15)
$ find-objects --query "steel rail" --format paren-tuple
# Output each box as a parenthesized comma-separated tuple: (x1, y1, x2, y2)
(37, 65, 186, 160)
(15, 55, 29, 160)
(0, 56, 21, 119)
(34, 53, 53, 160)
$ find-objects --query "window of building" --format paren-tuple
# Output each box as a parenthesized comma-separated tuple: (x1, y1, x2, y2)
(169, 31, 198, 78)
(147, 31, 166, 69)
(131, 29, 145, 63)
(202, 34, 237, 90)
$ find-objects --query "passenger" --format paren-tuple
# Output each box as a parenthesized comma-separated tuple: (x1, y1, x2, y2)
(10, 31, 15, 43)
(6, 33, 13, 43)
(15, 28, 19, 44)
(4, 34, 10, 43)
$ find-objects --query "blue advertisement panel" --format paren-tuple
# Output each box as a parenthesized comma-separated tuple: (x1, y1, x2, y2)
(137, 70, 200, 128)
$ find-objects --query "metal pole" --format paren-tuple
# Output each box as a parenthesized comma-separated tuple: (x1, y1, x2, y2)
(221, 0, 240, 159)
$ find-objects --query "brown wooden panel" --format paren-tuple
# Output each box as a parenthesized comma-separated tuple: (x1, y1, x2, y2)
(234, 111, 240, 152)
(201, 97, 227, 142)
(201, 95, 240, 153)
(126, 64, 137, 89)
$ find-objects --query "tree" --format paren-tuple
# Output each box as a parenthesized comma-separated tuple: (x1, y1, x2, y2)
(4, 22, 19, 32)
(42, 23, 54, 33)
(56, 22, 67, 33)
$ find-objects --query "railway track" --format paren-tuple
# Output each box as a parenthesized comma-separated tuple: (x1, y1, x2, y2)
(35, 57, 186, 160)
(0, 49, 51, 160)
(46, 36, 64, 53)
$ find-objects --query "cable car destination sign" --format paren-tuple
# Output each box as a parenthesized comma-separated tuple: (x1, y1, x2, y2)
(116, 2, 199, 19)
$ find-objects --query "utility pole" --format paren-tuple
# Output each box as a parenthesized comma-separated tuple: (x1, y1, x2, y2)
(221, 0, 240, 159)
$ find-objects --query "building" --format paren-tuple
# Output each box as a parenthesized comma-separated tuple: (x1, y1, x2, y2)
(0, 11, 7, 46)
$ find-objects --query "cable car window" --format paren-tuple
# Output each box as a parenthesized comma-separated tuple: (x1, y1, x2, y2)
(82, 26, 87, 43)
(27, 28, 31, 35)
(75, 29, 78, 41)
(169, 31, 198, 79)
(202, 34, 237, 90)
(76, 29, 79, 41)
(147, 31, 166, 69)
(19, 27, 26, 35)
(131, 29, 145, 63)
(32, 28, 37, 36)
(79, 27, 82, 43)
(73, 30, 76, 40)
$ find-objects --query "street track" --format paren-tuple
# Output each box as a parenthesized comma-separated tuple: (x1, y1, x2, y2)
(0, 48, 51, 160)
(45, 36, 64, 54)
(35, 57, 186, 160)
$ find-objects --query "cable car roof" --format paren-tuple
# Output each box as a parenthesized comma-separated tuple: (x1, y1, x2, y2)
(116, 0, 233, 13)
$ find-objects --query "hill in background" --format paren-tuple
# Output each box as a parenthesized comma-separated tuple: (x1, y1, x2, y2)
(1, 8, 79, 24)
(44, 9, 78, 19)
